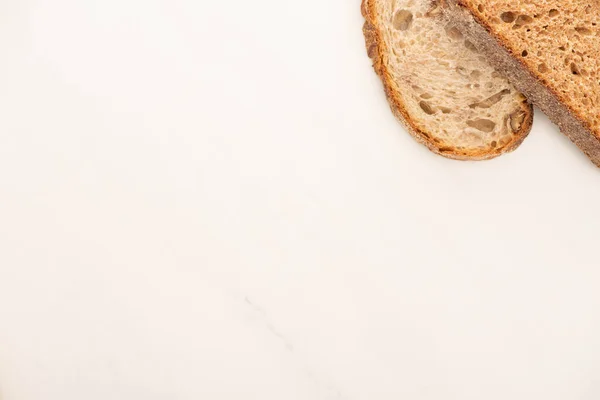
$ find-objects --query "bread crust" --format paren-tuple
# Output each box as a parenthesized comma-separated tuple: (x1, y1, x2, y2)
(361, 0, 533, 161)
(445, 0, 600, 167)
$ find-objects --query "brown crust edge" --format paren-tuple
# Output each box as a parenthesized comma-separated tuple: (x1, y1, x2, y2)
(446, 0, 600, 167)
(361, 0, 533, 161)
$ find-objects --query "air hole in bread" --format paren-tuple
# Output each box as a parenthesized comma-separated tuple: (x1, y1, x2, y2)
(424, 1, 441, 17)
(548, 9, 559, 17)
(478, 5, 484, 13)
(392, 10, 413, 31)
(469, 89, 510, 109)
(464, 40, 478, 52)
(499, 136, 512, 146)
(538, 63, 549, 73)
(509, 110, 526, 132)
(420, 92, 433, 99)
(575, 27, 592, 35)
(467, 119, 496, 132)
(419, 101, 435, 115)
(522, 50, 528, 57)
(571, 62, 580, 75)
(445, 26, 463, 40)
(470, 70, 482, 80)
(514, 15, 533, 28)
(500, 12, 516, 23)
(456, 66, 468, 76)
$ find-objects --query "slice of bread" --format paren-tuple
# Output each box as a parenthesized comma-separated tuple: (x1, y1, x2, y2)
(362, 0, 533, 160)
(445, 0, 600, 166)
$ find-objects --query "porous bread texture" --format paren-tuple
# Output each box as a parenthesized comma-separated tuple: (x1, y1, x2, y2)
(362, 0, 533, 160)
(446, 0, 600, 166)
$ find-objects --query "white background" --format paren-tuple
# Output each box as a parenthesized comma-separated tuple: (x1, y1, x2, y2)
(1, 0, 600, 399)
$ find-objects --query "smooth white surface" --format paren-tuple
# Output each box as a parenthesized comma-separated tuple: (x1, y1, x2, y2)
(1, 0, 600, 399)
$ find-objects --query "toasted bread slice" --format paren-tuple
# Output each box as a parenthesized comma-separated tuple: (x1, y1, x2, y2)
(445, 0, 600, 166)
(362, 0, 533, 160)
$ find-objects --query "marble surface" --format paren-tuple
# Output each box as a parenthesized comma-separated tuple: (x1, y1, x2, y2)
(2, 0, 600, 399)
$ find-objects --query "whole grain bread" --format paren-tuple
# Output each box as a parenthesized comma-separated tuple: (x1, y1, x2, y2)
(362, 0, 533, 160)
(444, 0, 600, 166)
